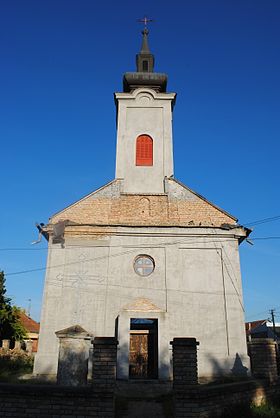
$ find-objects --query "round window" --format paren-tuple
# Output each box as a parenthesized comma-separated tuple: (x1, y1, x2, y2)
(134, 255, 155, 276)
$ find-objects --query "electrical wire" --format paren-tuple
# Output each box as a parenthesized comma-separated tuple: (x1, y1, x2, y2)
(3, 236, 246, 277)
(3, 233, 280, 277)
(0, 247, 48, 251)
(209, 228, 245, 311)
(1, 234, 280, 253)
(243, 215, 280, 227)
(249, 236, 280, 241)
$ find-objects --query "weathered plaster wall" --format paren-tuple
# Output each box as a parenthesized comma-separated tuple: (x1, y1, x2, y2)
(115, 88, 176, 194)
(34, 226, 249, 379)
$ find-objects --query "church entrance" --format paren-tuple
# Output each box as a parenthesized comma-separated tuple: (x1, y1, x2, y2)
(129, 318, 158, 379)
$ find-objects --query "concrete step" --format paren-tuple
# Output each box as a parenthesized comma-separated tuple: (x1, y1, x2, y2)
(116, 379, 172, 398)
(115, 380, 173, 418)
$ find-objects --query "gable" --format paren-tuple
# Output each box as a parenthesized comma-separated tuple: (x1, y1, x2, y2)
(122, 298, 164, 312)
(166, 178, 237, 222)
(50, 177, 236, 227)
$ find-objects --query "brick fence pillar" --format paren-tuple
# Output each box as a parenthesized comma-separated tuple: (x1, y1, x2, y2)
(171, 338, 200, 418)
(92, 337, 118, 418)
(171, 337, 199, 387)
(25, 340, 33, 355)
(248, 338, 278, 382)
(14, 341, 22, 350)
(2, 339, 10, 349)
(92, 337, 118, 388)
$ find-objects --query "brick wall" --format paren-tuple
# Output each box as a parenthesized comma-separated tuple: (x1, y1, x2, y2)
(0, 385, 113, 418)
(170, 337, 280, 417)
(248, 338, 278, 382)
(0, 337, 118, 418)
(50, 180, 234, 228)
(177, 380, 280, 418)
(92, 337, 118, 390)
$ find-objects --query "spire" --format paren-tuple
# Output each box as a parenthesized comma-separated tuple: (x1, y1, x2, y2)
(123, 26, 168, 93)
(140, 28, 151, 54)
(136, 28, 154, 73)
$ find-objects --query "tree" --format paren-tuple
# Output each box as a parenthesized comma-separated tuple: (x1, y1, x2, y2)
(0, 271, 27, 341)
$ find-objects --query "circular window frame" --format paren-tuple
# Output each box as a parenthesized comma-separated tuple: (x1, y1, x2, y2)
(133, 255, 155, 277)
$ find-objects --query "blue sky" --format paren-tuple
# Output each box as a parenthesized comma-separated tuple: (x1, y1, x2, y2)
(0, 0, 279, 322)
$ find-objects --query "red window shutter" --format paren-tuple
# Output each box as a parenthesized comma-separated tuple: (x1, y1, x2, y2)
(136, 135, 153, 166)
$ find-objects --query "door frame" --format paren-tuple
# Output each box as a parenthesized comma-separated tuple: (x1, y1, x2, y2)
(129, 318, 159, 379)
(116, 310, 170, 380)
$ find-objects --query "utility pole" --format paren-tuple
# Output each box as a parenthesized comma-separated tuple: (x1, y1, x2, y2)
(27, 299, 31, 317)
(270, 309, 277, 341)
(270, 308, 280, 374)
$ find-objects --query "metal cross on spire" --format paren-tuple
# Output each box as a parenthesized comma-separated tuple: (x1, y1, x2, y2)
(137, 16, 154, 29)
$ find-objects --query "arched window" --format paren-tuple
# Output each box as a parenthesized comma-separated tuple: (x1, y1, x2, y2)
(142, 60, 149, 72)
(136, 135, 153, 166)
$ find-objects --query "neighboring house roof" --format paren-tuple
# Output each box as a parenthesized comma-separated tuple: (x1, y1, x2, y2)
(245, 319, 267, 336)
(19, 312, 40, 334)
(246, 319, 280, 339)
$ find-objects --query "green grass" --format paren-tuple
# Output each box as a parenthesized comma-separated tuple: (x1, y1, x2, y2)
(251, 402, 280, 417)
(220, 399, 280, 418)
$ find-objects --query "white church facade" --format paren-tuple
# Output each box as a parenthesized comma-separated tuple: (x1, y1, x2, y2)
(34, 29, 250, 381)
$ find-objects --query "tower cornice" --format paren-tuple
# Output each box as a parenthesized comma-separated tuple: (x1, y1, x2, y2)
(115, 88, 176, 102)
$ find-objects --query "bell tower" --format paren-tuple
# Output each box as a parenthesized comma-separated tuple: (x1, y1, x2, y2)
(136, 28, 154, 73)
(115, 29, 176, 194)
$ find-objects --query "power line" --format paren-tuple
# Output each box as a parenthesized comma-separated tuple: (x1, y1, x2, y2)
(246, 311, 271, 321)
(243, 215, 280, 227)
(2, 236, 246, 277)
(0, 247, 48, 251)
(249, 236, 280, 241)
(0, 232, 280, 276)
(3, 236, 249, 278)
(246, 307, 280, 321)
(209, 227, 245, 311)
(0, 213, 279, 254)
(1, 234, 280, 253)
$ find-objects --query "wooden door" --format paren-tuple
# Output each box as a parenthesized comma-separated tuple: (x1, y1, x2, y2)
(129, 331, 148, 378)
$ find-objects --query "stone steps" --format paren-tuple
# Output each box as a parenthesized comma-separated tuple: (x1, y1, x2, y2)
(115, 380, 173, 418)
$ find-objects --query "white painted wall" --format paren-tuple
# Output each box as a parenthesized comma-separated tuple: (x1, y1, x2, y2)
(34, 226, 249, 380)
(115, 88, 176, 193)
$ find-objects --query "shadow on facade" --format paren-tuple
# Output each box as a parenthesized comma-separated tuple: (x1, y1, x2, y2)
(205, 352, 249, 381)
(194, 349, 279, 417)
(2, 337, 280, 417)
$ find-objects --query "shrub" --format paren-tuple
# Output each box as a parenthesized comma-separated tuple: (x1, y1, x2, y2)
(251, 402, 280, 417)
(0, 348, 33, 375)
(219, 401, 280, 417)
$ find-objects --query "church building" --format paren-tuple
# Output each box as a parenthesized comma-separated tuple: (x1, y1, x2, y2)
(34, 29, 250, 381)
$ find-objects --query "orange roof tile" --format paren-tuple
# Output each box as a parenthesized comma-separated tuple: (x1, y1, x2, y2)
(19, 312, 40, 334)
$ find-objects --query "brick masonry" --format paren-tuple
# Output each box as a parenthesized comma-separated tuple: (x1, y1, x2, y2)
(92, 337, 118, 391)
(50, 178, 235, 228)
(248, 338, 278, 382)
(1, 336, 280, 417)
(171, 338, 200, 388)
(170, 337, 280, 418)
(177, 380, 280, 418)
(0, 384, 113, 418)
(0, 337, 118, 418)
